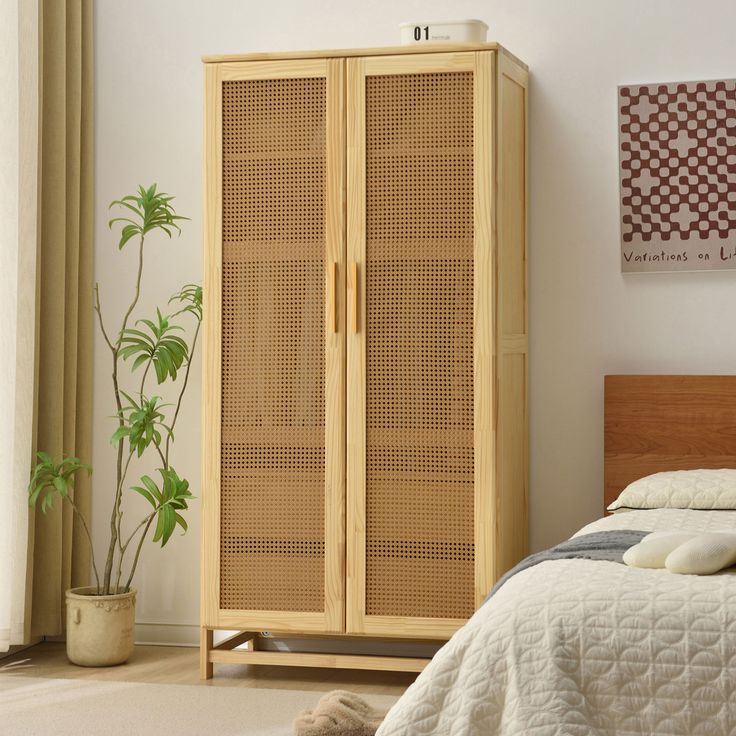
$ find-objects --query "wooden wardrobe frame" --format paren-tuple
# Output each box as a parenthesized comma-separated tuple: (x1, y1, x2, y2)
(201, 43, 528, 678)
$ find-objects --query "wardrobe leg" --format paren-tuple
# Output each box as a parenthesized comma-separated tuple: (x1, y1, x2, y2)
(200, 627, 214, 680)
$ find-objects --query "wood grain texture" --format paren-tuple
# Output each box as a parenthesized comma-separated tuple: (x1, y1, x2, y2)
(214, 630, 443, 643)
(219, 58, 330, 81)
(202, 43, 528, 71)
(346, 56, 367, 635)
(328, 262, 337, 334)
(604, 375, 736, 511)
(350, 262, 358, 334)
(201, 63, 223, 628)
(493, 52, 529, 579)
(344, 615, 466, 640)
(500, 334, 528, 354)
(217, 611, 339, 632)
(355, 51, 475, 76)
(473, 50, 496, 606)
(324, 57, 347, 634)
(200, 627, 214, 680)
(207, 648, 429, 673)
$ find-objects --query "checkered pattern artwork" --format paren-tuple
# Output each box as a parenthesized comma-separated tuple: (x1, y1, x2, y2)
(619, 79, 736, 272)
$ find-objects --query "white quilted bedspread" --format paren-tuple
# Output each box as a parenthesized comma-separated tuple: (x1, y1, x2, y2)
(377, 509, 736, 736)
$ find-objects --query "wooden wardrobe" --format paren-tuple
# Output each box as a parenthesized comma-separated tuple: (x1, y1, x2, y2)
(201, 43, 528, 677)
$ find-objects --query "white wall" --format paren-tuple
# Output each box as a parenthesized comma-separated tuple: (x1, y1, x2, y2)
(93, 0, 736, 643)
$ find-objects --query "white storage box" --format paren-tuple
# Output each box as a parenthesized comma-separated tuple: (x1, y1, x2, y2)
(399, 19, 488, 45)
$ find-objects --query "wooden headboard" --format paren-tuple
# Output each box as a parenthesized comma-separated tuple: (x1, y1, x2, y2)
(604, 375, 736, 511)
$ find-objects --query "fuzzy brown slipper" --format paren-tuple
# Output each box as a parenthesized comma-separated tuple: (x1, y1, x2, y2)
(292, 690, 388, 736)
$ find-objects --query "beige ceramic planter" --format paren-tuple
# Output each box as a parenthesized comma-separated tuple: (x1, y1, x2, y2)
(65, 586, 136, 666)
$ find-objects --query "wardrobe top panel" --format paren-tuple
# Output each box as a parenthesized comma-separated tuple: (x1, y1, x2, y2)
(201, 43, 527, 70)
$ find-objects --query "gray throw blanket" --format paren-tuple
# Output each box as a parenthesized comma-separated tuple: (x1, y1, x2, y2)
(484, 529, 648, 604)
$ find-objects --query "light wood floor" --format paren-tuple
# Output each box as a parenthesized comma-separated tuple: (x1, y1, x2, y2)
(0, 642, 416, 695)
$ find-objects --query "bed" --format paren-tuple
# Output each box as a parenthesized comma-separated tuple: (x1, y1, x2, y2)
(377, 375, 736, 736)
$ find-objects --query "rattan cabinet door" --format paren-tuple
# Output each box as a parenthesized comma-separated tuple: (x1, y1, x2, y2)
(202, 59, 345, 633)
(346, 52, 495, 638)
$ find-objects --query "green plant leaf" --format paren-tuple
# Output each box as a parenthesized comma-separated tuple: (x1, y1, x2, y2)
(108, 184, 189, 250)
(137, 468, 195, 548)
(169, 283, 203, 322)
(160, 505, 176, 545)
(130, 484, 157, 509)
(110, 426, 130, 447)
(27, 454, 90, 513)
(141, 475, 163, 503)
(121, 328, 156, 343)
(131, 354, 149, 372)
(119, 309, 190, 384)
(152, 507, 166, 544)
(118, 224, 140, 250)
(52, 476, 68, 497)
(114, 395, 172, 457)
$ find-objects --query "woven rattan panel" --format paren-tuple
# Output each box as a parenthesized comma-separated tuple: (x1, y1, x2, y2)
(220, 77, 326, 612)
(364, 72, 475, 619)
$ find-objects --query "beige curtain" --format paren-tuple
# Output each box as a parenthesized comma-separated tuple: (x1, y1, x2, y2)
(29, 0, 94, 638)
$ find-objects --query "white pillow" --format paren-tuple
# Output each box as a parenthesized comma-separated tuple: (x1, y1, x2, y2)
(607, 469, 736, 511)
(665, 533, 736, 575)
(623, 532, 698, 569)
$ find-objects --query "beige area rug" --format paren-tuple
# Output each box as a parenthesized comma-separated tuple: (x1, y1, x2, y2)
(0, 675, 399, 736)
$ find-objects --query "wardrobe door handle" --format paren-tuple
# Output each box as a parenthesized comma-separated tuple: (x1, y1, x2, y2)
(351, 262, 358, 334)
(328, 262, 337, 333)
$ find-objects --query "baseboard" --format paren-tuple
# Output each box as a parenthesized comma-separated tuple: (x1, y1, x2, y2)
(135, 622, 199, 647)
(1, 620, 441, 657)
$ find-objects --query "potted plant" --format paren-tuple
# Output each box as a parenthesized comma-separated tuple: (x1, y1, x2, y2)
(28, 185, 200, 666)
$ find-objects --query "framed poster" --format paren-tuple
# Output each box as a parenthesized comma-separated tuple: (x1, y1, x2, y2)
(619, 78, 736, 272)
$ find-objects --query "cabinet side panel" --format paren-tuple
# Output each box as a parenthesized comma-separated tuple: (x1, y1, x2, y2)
(495, 57, 529, 577)
(202, 64, 223, 627)
(498, 72, 527, 337)
(473, 50, 495, 605)
(363, 71, 476, 620)
(220, 76, 327, 612)
(497, 352, 528, 574)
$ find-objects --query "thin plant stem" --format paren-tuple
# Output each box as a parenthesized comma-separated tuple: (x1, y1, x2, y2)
(116, 451, 134, 544)
(139, 360, 152, 401)
(123, 514, 156, 592)
(67, 496, 101, 595)
(165, 320, 200, 466)
(121, 511, 156, 553)
(102, 234, 146, 594)
(94, 284, 115, 353)
(102, 357, 125, 594)
(155, 444, 167, 470)
(114, 506, 155, 594)
(117, 235, 147, 349)
(112, 451, 135, 592)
